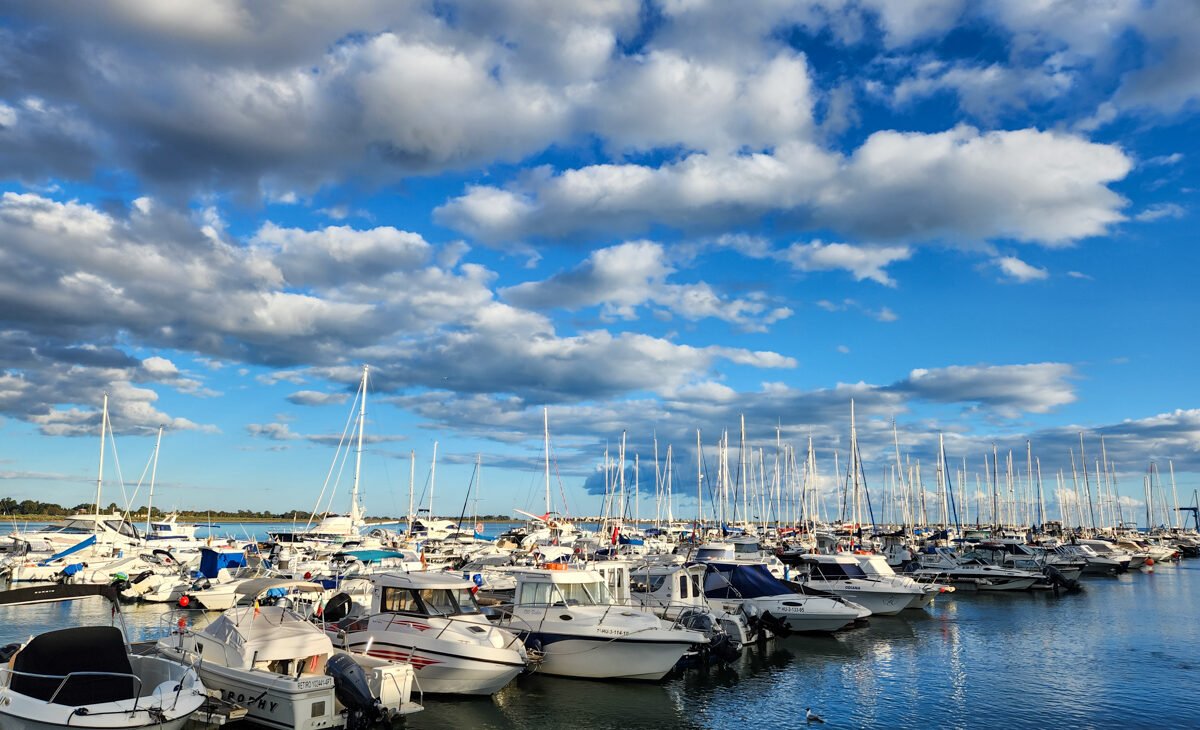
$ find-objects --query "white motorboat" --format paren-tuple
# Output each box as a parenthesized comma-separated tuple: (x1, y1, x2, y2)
(791, 554, 925, 616)
(0, 584, 207, 730)
(491, 566, 708, 680)
(628, 562, 751, 653)
(319, 572, 528, 695)
(908, 547, 1041, 591)
(852, 553, 954, 608)
(155, 579, 421, 729)
(702, 561, 869, 634)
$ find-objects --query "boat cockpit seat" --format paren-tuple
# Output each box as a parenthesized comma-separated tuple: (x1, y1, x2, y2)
(10, 626, 137, 705)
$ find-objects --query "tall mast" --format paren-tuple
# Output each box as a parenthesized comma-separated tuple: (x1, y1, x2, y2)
(429, 441, 438, 519)
(350, 365, 367, 525)
(407, 450, 415, 534)
(544, 408, 551, 516)
(94, 393, 109, 530)
(1079, 433, 1096, 531)
(146, 425, 163, 535)
(1170, 460, 1181, 530)
(849, 399, 860, 529)
(696, 429, 703, 532)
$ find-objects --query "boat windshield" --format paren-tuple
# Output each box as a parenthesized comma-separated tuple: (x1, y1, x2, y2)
(811, 561, 868, 579)
(517, 580, 610, 606)
(381, 586, 481, 616)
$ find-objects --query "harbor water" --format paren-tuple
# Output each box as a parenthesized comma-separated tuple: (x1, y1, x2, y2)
(1, 524, 1197, 729)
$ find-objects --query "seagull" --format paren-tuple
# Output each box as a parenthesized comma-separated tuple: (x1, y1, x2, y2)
(806, 708, 825, 724)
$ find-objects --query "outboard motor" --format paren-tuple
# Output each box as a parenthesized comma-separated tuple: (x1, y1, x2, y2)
(325, 652, 387, 730)
(1044, 565, 1082, 593)
(754, 610, 792, 641)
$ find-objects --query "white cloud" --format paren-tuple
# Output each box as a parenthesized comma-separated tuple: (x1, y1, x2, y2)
(439, 126, 1131, 249)
(898, 363, 1076, 415)
(993, 256, 1049, 283)
(502, 240, 791, 331)
(892, 59, 1074, 121)
(1134, 203, 1185, 222)
(780, 241, 911, 286)
(286, 390, 349, 406)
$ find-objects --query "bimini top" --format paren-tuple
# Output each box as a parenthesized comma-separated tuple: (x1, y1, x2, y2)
(232, 578, 326, 599)
(374, 571, 474, 590)
(702, 562, 788, 599)
(503, 566, 606, 585)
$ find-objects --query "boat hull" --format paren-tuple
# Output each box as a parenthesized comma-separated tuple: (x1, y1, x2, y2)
(519, 632, 695, 680)
(157, 646, 343, 730)
(338, 632, 523, 695)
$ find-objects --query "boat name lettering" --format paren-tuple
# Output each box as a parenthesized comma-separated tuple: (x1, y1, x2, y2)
(222, 689, 279, 714)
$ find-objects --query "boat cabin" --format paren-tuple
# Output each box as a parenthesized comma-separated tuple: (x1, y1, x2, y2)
(371, 572, 484, 618)
(798, 554, 872, 580)
(509, 567, 614, 608)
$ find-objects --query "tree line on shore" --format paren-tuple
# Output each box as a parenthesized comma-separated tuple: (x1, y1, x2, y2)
(0, 497, 513, 522)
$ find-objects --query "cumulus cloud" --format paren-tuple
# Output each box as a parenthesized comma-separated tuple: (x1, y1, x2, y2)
(286, 390, 350, 406)
(1134, 203, 1185, 222)
(439, 127, 1131, 248)
(780, 241, 912, 286)
(501, 240, 791, 331)
(993, 256, 1049, 283)
(0, 192, 801, 432)
(894, 363, 1076, 416)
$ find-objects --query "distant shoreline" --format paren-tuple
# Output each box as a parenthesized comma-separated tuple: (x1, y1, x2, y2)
(0, 514, 523, 523)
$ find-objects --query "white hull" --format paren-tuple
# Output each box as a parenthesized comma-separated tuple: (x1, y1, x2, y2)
(821, 588, 912, 616)
(158, 646, 343, 730)
(524, 634, 693, 680)
(0, 710, 193, 730)
(339, 632, 523, 695)
(0, 655, 205, 730)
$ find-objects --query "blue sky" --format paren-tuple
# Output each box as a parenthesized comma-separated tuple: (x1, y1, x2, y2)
(0, 1, 1197, 525)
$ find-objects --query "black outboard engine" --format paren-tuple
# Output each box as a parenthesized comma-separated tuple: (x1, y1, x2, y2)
(1044, 565, 1082, 593)
(755, 610, 792, 641)
(325, 652, 387, 730)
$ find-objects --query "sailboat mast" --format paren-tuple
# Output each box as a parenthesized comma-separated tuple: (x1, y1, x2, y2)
(696, 429, 703, 534)
(407, 450, 415, 534)
(146, 425, 163, 535)
(429, 441, 438, 520)
(350, 365, 368, 525)
(1170, 460, 1181, 530)
(544, 408, 551, 516)
(94, 393, 109, 528)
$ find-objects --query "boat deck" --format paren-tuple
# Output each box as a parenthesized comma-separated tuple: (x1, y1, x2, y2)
(130, 642, 249, 727)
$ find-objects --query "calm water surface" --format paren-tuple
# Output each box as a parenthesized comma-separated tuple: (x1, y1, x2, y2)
(2, 523, 1196, 729)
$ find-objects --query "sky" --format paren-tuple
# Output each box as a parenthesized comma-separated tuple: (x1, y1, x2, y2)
(0, 1, 1198, 526)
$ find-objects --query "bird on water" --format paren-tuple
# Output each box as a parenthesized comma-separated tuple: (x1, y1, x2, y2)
(806, 708, 825, 724)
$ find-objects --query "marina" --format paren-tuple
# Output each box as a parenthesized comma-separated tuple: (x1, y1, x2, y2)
(2, 3, 1199, 729)
(2, 519, 1199, 729)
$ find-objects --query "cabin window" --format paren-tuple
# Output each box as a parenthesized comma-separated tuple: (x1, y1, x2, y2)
(453, 588, 482, 614)
(631, 574, 667, 593)
(517, 581, 554, 606)
(690, 574, 702, 596)
(381, 587, 419, 613)
(417, 589, 458, 616)
(678, 574, 689, 598)
(557, 581, 609, 606)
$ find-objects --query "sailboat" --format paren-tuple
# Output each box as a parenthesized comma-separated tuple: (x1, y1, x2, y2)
(2, 395, 144, 583)
(269, 367, 375, 552)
